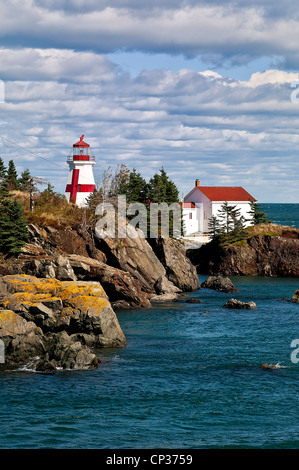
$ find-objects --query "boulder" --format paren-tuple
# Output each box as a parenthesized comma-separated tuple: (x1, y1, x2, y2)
(223, 299, 257, 309)
(0, 274, 127, 369)
(22, 255, 77, 281)
(148, 237, 200, 291)
(185, 298, 203, 303)
(66, 254, 151, 308)
(95, 216, 181, 296)
(42, 331, 99, 370)
(201, 275, 238, 293)
(0, 310, 45, 364)
(291, 290, 299, 303)
(25, 223, 107, 263)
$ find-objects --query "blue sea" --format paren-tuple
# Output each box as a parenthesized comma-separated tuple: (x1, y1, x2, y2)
(261, 203, 299, 229)
(0, 204, 299, 450)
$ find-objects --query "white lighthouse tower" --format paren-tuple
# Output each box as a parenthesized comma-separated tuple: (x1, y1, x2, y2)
(65, 135, 96, 207)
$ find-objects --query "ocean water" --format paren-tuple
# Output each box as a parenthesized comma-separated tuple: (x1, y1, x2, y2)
(0, 204, 299, 450)
(261, 203, 299, 229)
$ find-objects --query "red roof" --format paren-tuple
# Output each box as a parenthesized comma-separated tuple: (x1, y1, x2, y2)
(73, 134, 90, 148)
(180, 202, 196, 208)
(197, 186, 255, 202)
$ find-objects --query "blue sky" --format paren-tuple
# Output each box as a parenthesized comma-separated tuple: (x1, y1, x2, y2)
(0, 1, 299, 202)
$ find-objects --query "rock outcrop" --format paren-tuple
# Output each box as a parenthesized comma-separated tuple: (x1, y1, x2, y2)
(66, 254, 152, 308)
(0, 274, 127, 371)
(223, 299, 257, 309)
(291, 290, 299, 303)
(188, 229, 299, 277)
(0, 222, 201, 306)
(95, 218, 199, 301)
(148, 237, 200, 292)
(201, 275, 238, 293)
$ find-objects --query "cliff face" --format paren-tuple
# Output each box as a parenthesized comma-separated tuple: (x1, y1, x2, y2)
(188, 231, 299, 277)
(0, 274, 127, 371)
(0, 222, 200, 306)
(0, 223, 200, 370)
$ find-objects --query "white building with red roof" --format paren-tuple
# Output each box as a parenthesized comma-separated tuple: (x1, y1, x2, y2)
(182, 179, 255, 237)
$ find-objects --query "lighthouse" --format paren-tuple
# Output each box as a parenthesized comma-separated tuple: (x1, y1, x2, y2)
(65, 135, 96, 207)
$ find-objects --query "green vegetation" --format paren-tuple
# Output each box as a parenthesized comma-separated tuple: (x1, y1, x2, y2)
(87, 165, 181, 238)
(206, 199, 271, 247)
(6, 159, 20, 190)
(0, 178, 29, 255)
(247, 199, 271, 225)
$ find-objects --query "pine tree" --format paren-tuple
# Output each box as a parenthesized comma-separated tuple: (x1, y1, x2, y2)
(207, 215, 223, 239)
(0, 180, 29, 255)
(6, 159, 19, 190)
(147, 168, 179, 204)
(0, 157, 6, 180)
(248, 199, 271, 225)
(119, 168, 148, 203)
(18, 169, 33, 192)
(218, 201, 235, 234)
(216, 201, 248, 246)
(147, 168, 181, 237)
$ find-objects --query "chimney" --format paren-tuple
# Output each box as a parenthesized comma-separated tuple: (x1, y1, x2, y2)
(195, 179, 200, 187)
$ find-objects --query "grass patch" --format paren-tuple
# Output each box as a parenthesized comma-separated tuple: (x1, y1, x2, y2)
(12, 190, 93, 230)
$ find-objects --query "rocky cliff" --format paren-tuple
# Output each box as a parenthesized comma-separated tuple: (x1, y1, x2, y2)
(187, 227, 299, 277)
(0, 223, 199, 306)
(0, 274, 126, 372)
(0, 222, 200, 370)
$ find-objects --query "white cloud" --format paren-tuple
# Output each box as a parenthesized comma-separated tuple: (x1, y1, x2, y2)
(243, 70, 299, 87)
(0, 1, 299, 68)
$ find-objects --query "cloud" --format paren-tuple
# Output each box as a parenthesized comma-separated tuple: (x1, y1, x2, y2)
(243, 70, 299, 87)
(0, 48, 117, 82)
(0, 1, 299, 68)
(0, 43, 298, 202)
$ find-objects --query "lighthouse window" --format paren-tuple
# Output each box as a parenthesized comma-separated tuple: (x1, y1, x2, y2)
(74, 147, 88, 156)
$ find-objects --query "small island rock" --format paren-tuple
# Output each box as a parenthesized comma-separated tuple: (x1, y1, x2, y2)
(224, 299, 257, 309)
(201, 275, 238, 293)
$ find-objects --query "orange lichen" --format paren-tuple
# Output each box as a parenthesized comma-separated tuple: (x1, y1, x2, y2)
(65, 295, 108, 314)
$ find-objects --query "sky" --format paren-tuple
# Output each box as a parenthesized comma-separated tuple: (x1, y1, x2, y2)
(0, 1, 299, 202)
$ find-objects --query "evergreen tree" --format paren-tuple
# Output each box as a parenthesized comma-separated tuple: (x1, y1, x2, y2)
(147, 167, 179, 204)
(119, 168, 148, 203)
(0, 180, 29, 255)
(6, 159, 19, 190)
(218, 201, 236, 234)
(206, 215, 223, 240)
(214, 201, 248, 246)
(18, 169, 33, 192)
(0, 157, 6, 180)
(147, 168, 181, 237)
(248, 199, 271, 225)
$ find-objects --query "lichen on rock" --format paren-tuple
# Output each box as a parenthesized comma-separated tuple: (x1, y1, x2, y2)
(0, 274, 127, 371)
